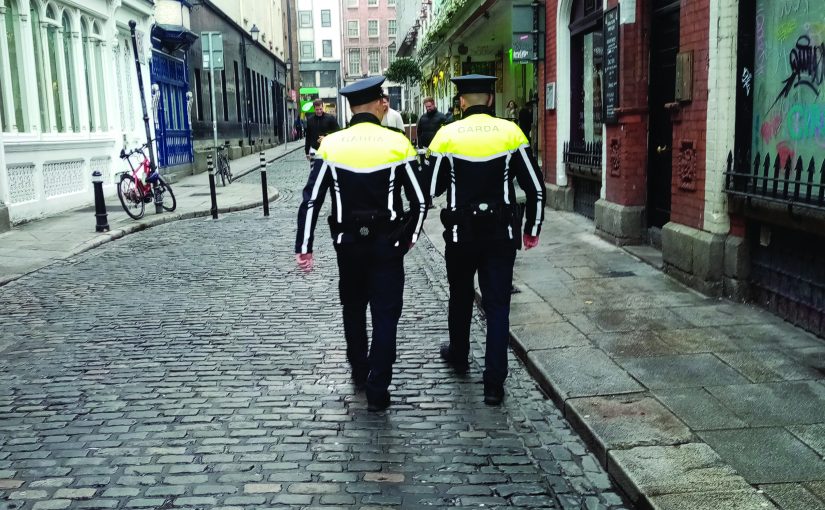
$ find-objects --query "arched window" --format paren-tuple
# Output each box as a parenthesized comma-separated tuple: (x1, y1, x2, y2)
(62, 12, 79, 132)
(45, 4, 64, 131)
(1, 0, 26, 131)
(569, 0, 603, 145)
(30, 2, 49, 131)
(91, 21, 107, 130)
(388, 42, 397, 66)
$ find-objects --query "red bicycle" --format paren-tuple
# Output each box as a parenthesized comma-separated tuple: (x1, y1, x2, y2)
(117, 143, 177, 219)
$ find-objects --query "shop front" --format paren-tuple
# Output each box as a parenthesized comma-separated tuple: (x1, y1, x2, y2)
(726, 0, 825, 337)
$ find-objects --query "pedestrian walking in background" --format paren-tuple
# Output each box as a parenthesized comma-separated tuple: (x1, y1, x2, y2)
(506, 99, 518, 122)
(416, 96, 447, 149)
(427, 74, 545, 406)
(305, 99, 340, 162)
(295, 76, 427, 412)
(380, 93, 405, 133)
(293, 115, 304, 140)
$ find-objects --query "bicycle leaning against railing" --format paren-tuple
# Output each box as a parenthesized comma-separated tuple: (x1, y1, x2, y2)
(117, 142, 177, 220)
(216, 145, 233, 186)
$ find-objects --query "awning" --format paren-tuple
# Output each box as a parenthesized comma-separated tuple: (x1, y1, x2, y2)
(151, 24, 199, 53)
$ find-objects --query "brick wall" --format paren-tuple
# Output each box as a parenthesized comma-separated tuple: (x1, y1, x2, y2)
(669, 0, 710, 230)
(604, 0, 649, 207)
(543, 1, 558, 185)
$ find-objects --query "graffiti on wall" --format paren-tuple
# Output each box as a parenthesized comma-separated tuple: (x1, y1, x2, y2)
(752, 0, 825, 165)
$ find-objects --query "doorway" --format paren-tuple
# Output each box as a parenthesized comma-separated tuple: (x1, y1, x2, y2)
(646, 0, 680, 228)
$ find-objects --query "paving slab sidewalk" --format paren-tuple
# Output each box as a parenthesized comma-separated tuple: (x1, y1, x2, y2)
(422, 207, 825, 510)
(0, 142, 303, 286)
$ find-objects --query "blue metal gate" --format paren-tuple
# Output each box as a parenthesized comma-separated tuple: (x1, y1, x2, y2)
(151, 50, 193, 168)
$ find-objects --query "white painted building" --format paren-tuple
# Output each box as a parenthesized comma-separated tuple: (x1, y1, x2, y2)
(0, 0, 154, 226)
(211, 0, 289, 63)
(295, 0, 342, 116)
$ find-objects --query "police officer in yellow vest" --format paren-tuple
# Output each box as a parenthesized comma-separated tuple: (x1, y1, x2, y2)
(295, 76, 427, 412)
(428, 74, 545, 406)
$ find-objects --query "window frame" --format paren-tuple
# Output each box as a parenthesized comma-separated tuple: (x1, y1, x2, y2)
(368, 48, 380, 74)
(368, 0, 379, 6)
(348, 48, 361, 76)
(298, 10, 312, 28)
(322, 39, 333, 58)
(387, 19, 397, 37)
(320, 10, 331, 27)
(300, 41, 315, 59)
(347, 20, 359, 38)
(367, 19, 379, 38)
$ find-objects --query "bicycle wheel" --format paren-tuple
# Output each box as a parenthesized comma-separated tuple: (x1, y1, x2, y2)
(218, 157, 229, 186)
(224, 157, 233, 184)
(117, 174, 145, 220)
(157, 178, 177, 212)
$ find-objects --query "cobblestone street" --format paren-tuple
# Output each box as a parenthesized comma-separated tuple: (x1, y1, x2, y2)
(0, 152, 630, 510)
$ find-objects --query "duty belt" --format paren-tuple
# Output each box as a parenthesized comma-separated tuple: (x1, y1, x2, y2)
(328, 211, 409, 241)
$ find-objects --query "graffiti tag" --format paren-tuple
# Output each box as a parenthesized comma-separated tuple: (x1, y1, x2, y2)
(771, 35, 825, 110)
(742, 67, 753, 96)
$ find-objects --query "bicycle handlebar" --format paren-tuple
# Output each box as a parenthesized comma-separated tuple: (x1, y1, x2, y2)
(119, 140, 154, 160)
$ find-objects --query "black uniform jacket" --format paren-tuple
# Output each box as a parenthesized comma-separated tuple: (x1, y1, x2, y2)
(295, 114, 427, 254)
(416, 110, 448, 148)
(426, 106, 546, 243)
(305, 113, 340, 155)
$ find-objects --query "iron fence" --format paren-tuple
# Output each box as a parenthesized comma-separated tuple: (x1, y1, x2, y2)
(563, 141, 602, 180)
(724, 151, 825, 212)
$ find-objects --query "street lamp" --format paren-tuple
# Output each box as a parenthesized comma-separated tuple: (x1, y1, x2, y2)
(241, 24, 261, 147)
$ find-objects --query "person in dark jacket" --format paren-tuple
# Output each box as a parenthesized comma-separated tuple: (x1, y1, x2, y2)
(293, 115, 304, 140)
(428, 75, 545, 406)
(295, 76, 426, 412)
(416, 96, 447, 149)
(305, 99, 340, 161)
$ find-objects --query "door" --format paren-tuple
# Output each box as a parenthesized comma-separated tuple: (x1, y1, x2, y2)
(647, 0, 680, 228)
(151, 50, 194, 168)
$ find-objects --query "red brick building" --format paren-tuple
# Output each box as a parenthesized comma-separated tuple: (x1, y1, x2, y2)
(540, 0, 825, 337)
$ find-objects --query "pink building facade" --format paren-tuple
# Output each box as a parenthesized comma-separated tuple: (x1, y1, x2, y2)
(340, 0, 399, 120)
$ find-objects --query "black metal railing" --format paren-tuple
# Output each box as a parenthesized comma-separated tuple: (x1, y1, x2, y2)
(563, 141, 602, 179)
(725, 150, 825, 212)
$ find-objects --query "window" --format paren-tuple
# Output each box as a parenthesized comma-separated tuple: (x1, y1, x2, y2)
(322, 40, 333, 58)
(388, 42, 397, 65)
(1, 0, 25, 131)
(194, 68, 203, 120)
(321, 10, 331, 27)
(347, 0, 358, 7)
(368, 48, 380, 74)
(319, 70, 336, 87)
(347, 21, 359, 38)
(368, 0, 378, 6)
(348, 48, 361, 75)
(368, 20, 379, 38)
(234, 61, 242, 121)
(31, 5, 49, 131)
(388, 19, 397, 37)
(221, 69, 228, 121)
(300, 41, 314, 59)
(62, 14, 79, 132)
(300, 71, 316, 87)
(299, 11, 312, 28)
(388, 0, 395, 5)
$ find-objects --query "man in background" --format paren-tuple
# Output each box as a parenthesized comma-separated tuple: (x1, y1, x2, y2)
(416, 97, 447, 149)
(305, 99, 340, 161)
(381, 93, 405, 133)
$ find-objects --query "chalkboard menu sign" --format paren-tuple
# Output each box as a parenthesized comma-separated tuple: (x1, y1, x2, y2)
(603, 5, 620, 124)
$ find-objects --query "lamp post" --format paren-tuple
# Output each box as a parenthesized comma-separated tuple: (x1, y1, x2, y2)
(241, 24, 260, 147)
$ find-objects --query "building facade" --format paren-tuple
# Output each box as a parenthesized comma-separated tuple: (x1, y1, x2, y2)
(340, 0, 399, 121)
(0, 0, 154, 225)
(187, 0, 288, 153)
(295, 0, 343, 118)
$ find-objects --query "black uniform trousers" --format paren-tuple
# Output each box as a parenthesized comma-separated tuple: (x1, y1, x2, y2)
(445, 239, 517, 387)
(334, 238, 406, 399)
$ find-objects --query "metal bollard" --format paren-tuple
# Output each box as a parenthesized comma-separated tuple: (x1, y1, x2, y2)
(260, 152, 269, 217)
(207, 154, 218, 219)
(92, 171, 109, 232)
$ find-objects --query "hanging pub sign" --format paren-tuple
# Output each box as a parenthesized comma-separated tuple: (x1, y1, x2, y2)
(511, 5, 545, 62)
(603, 5, 620, 124)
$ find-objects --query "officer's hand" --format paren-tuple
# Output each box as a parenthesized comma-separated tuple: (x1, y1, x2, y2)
(523, 234, 539, 250)
(305, 154, 311, 161)
(295, 253, 314, 272)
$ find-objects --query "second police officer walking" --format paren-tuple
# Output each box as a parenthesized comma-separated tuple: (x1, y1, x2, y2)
(427, 74, 545, 406)
(295, 76, 427, 412)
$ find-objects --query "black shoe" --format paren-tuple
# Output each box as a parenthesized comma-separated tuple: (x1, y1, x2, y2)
(440, 343, 469, 375)
(483, 384, 504, 406)
(367, 391, 391, 412)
